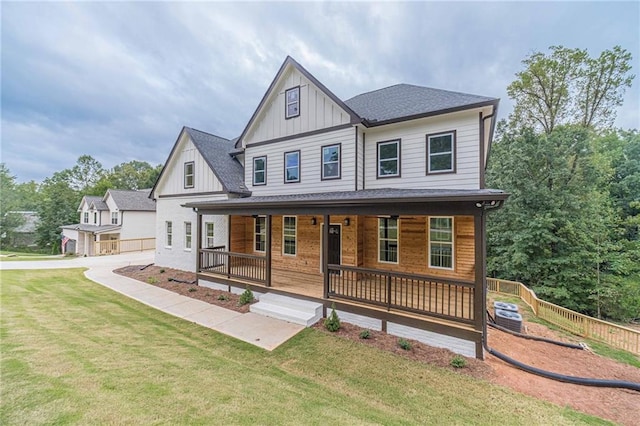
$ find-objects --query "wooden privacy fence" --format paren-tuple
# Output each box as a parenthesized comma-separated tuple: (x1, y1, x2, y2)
(95, 238, 155, 255)
(487, 278, 640, 355)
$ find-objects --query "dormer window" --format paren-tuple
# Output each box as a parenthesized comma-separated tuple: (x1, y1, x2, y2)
(83, 212, 89, 223)
(285, 86, 300, 119)
(111, 212, 118, 225)
(184, 161, 194, 188)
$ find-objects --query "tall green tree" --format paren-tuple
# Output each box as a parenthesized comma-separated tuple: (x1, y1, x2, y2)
(0, 164, 25, 248)
(507, 45, 634, 133)
(69, 155, 106, 193)
(35, 170, 81, 254)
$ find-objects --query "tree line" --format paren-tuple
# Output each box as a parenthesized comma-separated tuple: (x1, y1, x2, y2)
(0, 157, 162, 253)
(487, 45, 638, 322)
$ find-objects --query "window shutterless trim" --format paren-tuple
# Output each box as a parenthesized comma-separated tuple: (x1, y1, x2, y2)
(252, 156, 267, 186)
(165, 221, 173, 248)
(184, 221, 192, 251)
(285, 86, 300, 119)
(428, 216, 455, 270)
(204, 222, 215, 248)
(254, 216, 266, 253)
(282, 215, 297, 256)
(377, 217, 399, 264)
(321, 143, 342, 180)
(283, 150, 301, 184)
(426, 130, 457, 175)
(376, 139, 401, 179)
(184, 161, 195, 188)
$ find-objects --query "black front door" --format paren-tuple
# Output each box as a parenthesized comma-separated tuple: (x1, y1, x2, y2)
(328, 224, 341, 273)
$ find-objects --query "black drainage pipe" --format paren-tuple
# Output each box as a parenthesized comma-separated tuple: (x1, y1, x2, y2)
(487, 312, 584, 350)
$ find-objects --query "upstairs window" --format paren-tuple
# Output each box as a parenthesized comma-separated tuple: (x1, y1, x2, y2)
(427, 131, 456, 174)
(285, 86, 300, 119)
(429, 217, 454, 269)
(283, 216, 297, 256)
(378, 217, 398, 263)
(377, 139, 401, 178)
(205, 222, 215, 248)
(184, 221, 192, 250)
(166, 221, 173, 247)
(111, 212, 118, 225)
(184, 161, 194, 188)
(321, 144, 341, 180)
(83, 212, 89, 223)
(254, 216, 266, 252)
(253, 156, 266, 186)
(284, 150, 300, 183)
(93, 212, 98, 224)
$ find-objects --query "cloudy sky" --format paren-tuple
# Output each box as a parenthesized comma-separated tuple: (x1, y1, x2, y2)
(2, 1, 638, 182)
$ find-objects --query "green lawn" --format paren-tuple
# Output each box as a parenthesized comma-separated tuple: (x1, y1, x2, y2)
(1, 269, 610, 425)
(0, 251, 64, 261)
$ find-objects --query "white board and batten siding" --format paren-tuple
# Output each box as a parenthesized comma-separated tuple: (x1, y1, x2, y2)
(155, 195, 229, 272)
(364, 109, 482, 190)
(154, 133, 224, 197)
(245, 126, 356, 196)
(243, 67, 352, 147)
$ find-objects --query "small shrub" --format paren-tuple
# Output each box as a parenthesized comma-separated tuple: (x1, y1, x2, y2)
(188, 287, 197, 293)
(238, 287, 254, 306)
(324, 304, 341, 332)
(398, 338, 412, 350)
(217, 294, 229, 301)
(450, 355, 467, 368)
(359, 329, 371, 339)
(147, 277, 158, 284)
(159, 269, 166, 273)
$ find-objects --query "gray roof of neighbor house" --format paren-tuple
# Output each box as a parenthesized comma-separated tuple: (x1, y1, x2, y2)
(184, 127, 248, 195)
(344, 84, 498, 125)
(60, 224, 121, 234)
(8, 211, 39, 233)
(107, 189, 156, 211)
(78, 195, 108, 211)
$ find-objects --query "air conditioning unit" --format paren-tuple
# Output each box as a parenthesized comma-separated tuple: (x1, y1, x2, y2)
(495, 309, 523, 333)
(494, 301, 518, 312)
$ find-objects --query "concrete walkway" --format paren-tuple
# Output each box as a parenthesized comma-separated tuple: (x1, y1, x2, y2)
(1, 252, 305, 350)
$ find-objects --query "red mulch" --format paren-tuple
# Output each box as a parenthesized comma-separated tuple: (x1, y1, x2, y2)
(114, 265, 640, 425)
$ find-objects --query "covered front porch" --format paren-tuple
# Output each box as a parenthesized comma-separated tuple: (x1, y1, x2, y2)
(187, 188, 507, 358)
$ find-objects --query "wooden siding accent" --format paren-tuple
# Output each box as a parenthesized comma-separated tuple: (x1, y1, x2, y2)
(362, 215, 474, 281)
(244, 67, 352, 146)
(363, 109, 481, 190)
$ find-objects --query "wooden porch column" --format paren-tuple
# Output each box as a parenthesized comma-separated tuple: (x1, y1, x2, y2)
(196, 212, 202, 273)
(266, 215, 272, 287)
(323, 214, 330, 298)
(474, 210, 487, 360)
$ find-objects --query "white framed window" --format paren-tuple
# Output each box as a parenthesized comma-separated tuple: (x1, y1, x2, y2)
(377, 139, 400, 178)
(321, 144, 341, 180)
(205, 222, 215, 248)
(378, 217, 398, 263)
(283, 216, 297, 256)
(111, 212, 118, 225)
(253, 156, 266, 186)
(429, 217, 454, 269)
(254, 216, 266, 252)
(427, 131, 456, 174)
(165, 221, 173, 247)
(184, 221, 192, 250)
(184, 161, 194, 188)
(285, 86, 300, 119)
(83, 212, 89, 223)
(284, 151, 300, 183)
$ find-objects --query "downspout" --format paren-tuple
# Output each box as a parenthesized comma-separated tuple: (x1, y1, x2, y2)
(354, 126, 358, 191)
(362, 133, 366, 190)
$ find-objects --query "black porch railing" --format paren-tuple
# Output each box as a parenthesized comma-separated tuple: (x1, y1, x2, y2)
(327, 264, 475, 324)
(199, 247, 267, 284)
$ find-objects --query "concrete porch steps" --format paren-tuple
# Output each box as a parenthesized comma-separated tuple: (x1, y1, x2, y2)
(250, 293, 323, 327)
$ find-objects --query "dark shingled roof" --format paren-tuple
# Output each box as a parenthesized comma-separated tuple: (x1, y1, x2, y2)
(79, 196, 108, 211)
(107, 189, 156, 211)
(184, 127, 249, 195)
(345, 84, 497, 124)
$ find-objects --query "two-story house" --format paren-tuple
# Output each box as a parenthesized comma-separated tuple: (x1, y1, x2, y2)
(61, 189, 156, 256)
(151, 56, 507, 358)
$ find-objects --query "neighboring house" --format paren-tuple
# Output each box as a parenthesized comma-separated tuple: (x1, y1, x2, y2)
(152, 56, 507, 358)
(61, 189, 156, 256)
(4, 211, 39, 247)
